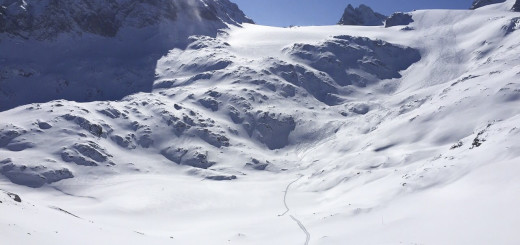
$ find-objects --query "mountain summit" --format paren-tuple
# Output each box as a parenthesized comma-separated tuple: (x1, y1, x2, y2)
(338, 4, 386, 26)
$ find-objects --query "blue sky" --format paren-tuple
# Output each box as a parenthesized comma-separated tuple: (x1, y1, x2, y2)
(232, 0, 473, 27)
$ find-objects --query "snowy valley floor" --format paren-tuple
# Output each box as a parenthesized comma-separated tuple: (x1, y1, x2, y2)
(2, 2, 520, 245)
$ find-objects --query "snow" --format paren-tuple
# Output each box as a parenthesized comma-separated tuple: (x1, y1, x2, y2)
(1, 0, 520, 244)
(0, 0, 252, 111)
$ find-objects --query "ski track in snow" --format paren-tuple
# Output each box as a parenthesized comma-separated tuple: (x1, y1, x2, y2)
(278, 175, 303, 217)
(291, 215, 311, 245)
(278, 174, 311, 245)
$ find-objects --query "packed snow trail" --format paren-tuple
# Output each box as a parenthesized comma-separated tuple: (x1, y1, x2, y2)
(278, 174, 311, 244)
(291, 215, 311, 245)
(278, 175, 304, 217)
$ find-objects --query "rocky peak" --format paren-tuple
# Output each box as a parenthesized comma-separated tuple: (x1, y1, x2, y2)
(338, 4, 387, 26)
(470, 0, 506, 9)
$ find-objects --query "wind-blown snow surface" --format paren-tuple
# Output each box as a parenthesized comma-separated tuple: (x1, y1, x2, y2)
(1, 1, 520, 244)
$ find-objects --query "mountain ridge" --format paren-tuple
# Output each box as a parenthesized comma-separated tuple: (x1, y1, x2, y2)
(0, 0, 253, 39)
(0, 0, 253, 112)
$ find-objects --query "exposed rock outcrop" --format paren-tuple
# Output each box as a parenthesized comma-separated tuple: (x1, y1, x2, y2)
(287, 35, 421, 88)
(61, 142, 114, 166)
(161, 147, 216, 169)
(385, 12, 414, 27)
(513, 0, 520, 11)
(0, 158, 73, 188)
(338, 4, 386, 26)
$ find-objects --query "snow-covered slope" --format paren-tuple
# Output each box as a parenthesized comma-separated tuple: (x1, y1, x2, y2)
(471, 0, 507, 9)
(1, 0, 520, 244)
(0, 0, 252, 111)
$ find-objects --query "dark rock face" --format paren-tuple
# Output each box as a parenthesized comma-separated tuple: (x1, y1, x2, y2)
(470, 0, 506, 10)
(254, 112, 296, 150)
(513, 0, 520, 11)
(385, 13, 414, 27)
(0, 0, 253, 39)
(338, 4, 387, 26)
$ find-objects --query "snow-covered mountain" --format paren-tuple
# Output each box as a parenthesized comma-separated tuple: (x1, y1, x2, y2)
(0, 0, 253, 38)
(338, 4, 386, 26)
(0, 0, 252, 111)
(471, 0, 507, 9)
(1, 0, 520, 244)
(471, 0, 520, 10)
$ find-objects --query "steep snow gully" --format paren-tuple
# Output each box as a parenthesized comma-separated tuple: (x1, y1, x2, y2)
(1, 0, 520, 244)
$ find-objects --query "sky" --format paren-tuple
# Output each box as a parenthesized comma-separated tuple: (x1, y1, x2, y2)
(232, 0, 473, 27)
